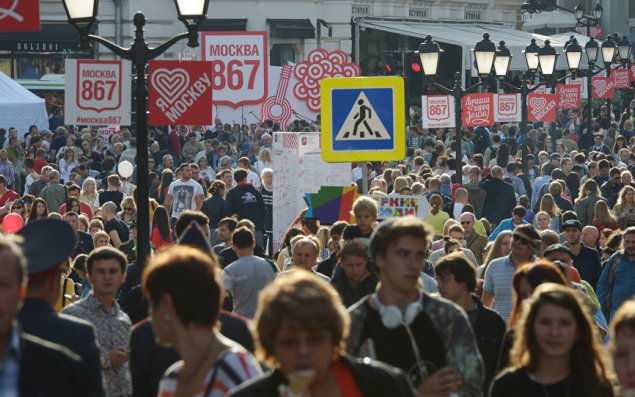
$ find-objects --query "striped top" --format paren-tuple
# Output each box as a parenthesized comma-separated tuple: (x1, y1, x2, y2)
(483, 254, 518, 322)
(158, 348, 262, 397)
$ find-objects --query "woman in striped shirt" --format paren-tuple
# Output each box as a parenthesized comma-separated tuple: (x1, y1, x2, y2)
(143, 245, 262, 397)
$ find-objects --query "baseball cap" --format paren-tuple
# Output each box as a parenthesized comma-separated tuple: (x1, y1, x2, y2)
(561, 219, 582, 232)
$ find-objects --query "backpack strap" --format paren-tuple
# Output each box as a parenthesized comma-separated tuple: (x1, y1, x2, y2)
(602, 254, 621, 320)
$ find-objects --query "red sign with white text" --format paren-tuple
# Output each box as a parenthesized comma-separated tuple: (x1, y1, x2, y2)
(592, 76, 615, 99)
(148, 61, 213, 125)
(0, 0, 40, 32)
(575, 25, 603, 39)
(528, 93, 557, 122)
(612, 69, 631, 89)
(630, 65, 635, 81)
(461, 93, 494, 127)
(556, 85, 581, 110)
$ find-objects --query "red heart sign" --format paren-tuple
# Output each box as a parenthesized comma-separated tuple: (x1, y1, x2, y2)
(592, 77, 615, 99)
(148, 60, 214, 125)
(528, 93, 557, 122)
(0, 0, 40, 32)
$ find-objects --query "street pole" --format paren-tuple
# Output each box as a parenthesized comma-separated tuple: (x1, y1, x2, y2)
(452, 72, 464, 183)
(587, 65, 594, 135)
(520, 80, 529, 174)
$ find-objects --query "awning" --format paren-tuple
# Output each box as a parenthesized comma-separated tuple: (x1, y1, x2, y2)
(356, 18, 592, 72)
(267, 19, 315, 39)
(199, 19, 247, 32)
(0, 24, 80, 52)
(522, 10, 578, 30)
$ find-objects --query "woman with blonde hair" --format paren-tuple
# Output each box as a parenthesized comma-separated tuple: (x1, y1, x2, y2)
(59, 147, 78, 182)
(478, 230, 512, 279)
(116, 196, 136, 232)
(427, 194, 450, 239)
(390, 176, 410, 196)
(254, 148, 273, 175)
(533, 211, 551, 232)
(613, 185, 635, 228)
(539, 193, 561, 231)
(592, 200, 618, 231)
(80, 177, 98, 207)
(490, 283, 613, 397)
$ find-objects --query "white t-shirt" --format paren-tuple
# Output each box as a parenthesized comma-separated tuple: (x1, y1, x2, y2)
(168, 178, 204, 219)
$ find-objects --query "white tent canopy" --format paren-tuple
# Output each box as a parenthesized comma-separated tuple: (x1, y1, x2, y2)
(356, 19, 595, 74)
(0, 71, 48, 134)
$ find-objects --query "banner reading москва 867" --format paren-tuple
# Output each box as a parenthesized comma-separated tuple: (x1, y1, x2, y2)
(65, 60, 132, 126)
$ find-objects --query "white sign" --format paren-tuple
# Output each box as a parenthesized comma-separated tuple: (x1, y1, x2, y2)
(494, 94, 521, 122)
(65, 59, 131, 126)
(202, 31, 267, 108)
(421, 95, 455, 128)
(98, 125, 119, 141)
(272, 132, 350, 252)
(565, 76, 588, 98)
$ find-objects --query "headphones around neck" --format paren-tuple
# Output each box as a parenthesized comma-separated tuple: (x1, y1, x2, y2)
(369, 293, 423, 329)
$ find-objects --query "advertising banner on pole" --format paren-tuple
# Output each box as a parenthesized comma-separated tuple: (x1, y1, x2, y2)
(555, 85, 581, 109)
(565, 76, 587, 98)
(0, 0, 40, 32)
(528, 93, 557, 122)
(630, 65, 635, 81)
(201, 31, 268, 108)
(461, 93, 494, 127)
(65, 60, 132, 126)
(493, 94, 521, 122)
(612, 68, 630, 89)
(421, 95, 455, 128)
(148, 60, 213, 125)
(592, 76, 615, 99)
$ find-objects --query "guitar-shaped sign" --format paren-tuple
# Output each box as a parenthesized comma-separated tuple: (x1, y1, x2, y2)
(261, 64, 293, 128)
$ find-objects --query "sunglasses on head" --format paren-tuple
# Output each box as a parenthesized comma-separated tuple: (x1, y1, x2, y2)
(513, 234, 532, 245)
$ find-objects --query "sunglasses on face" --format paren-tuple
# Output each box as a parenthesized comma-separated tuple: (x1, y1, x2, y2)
(513, 234, 532, 245)
(124, 207, 134, 211)
(461, 221, 472, 225)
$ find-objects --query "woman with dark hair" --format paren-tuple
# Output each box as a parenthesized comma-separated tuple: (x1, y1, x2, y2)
(144, 246, 261, 396)
(27, 197, 48, 223)
(158, 169, 174, 205)
(495, 143, 510, 168)
(565, 172, 580, 205)
(201, 181, 226, 246)
(490, 283, 613, 397)
(62, 197, 83, 216)
(228, 271, 416, 397)
(150, 205, 173, 251)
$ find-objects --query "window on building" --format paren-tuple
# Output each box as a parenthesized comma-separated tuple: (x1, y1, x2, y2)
(270, 44, 296, 67)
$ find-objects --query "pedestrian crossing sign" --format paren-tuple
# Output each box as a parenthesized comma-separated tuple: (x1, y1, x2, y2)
(321, 76, 405, 162)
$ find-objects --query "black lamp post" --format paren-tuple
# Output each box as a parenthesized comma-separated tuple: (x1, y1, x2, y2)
(416, 33, 496, 183)
(496, 38, 583, 168)
(63, 0, 209, 268)
(574, 2, 603, 37)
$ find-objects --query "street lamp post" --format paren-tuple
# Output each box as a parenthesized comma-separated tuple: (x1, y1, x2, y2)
(416, 33, 496, 183)
(496, 39, 583, 170)
(574, 2, 603, 37)
(63, 0, 209, 268)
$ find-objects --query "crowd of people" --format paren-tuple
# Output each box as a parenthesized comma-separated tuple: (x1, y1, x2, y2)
(1, 97, 635, 396)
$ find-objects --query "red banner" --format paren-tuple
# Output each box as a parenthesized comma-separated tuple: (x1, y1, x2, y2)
(556, 84, 581, 110)
(575, 25, 602, 39)
(0, 0, 40, 32)
(613, 69, 631, 89)
(461, 93, 494, 127)
(528, 93, 557, 122)
(148, 61, 213, 125)
(630, 64, 635, 82)
(592, 76, 615, 99)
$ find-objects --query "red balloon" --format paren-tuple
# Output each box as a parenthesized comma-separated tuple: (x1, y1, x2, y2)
(2, 214, 24, 234)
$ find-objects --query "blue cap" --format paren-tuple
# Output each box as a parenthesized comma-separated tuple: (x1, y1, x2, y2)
(17, 219, 77, 275)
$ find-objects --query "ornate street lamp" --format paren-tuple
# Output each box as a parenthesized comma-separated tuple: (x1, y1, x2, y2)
(494, 41, 512, 78)
(416, 35, 443, 77)
(473, 33, 497, 77)
(537, 40, 558, 77)
(564, 38, 583, 74)
(63, 0, 209, 268)
(617, 35, 632, 64)
(524, 39, 540, 74)
(601, 35, 617, 67)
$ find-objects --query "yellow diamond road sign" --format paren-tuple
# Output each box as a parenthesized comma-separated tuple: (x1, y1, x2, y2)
(320, 76, 405, 163)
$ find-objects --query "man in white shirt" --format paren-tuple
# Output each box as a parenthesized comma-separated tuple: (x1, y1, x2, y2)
(237, 157, 261, 189)
(164, 163, 205, 225)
